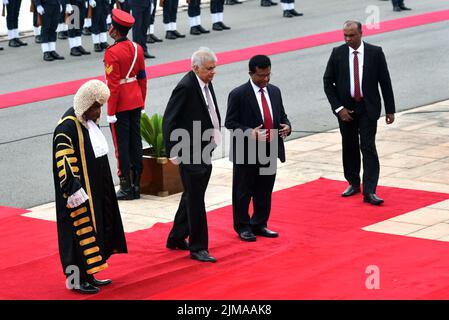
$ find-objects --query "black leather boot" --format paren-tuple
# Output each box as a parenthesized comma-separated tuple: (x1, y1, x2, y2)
(116, 174, 134, 200)
(133, 171, 141, 200)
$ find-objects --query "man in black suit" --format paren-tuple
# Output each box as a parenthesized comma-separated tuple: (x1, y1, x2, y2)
(163, 47, 221, 263)
(225, 55, 291, 242)
(323, 21, 396, 205)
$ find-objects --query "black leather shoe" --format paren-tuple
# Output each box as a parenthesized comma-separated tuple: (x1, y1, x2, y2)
(399, 6, 411, 10)
(239, 230, 256, 242)
(89, 277, 112, 286)
(172, 30, 185, 38)
(290, 9, 303, 16)
(190, 250, 217, 263)
(35, 35, 43, 43)
(100, 42, 110, 49)
(393, 6, 402, 11)
(77, 46, 91, 55)
(58, 31, 68, 40)
(212, 22, 223, 31)
(269, 0, 278, 5)
(197, 25, 210, 33)
(364, 194, 384, 205)
(165, 31, 177, 40)
(252, 227, 278, 238)
(341, 185, 361, 197)
(50, 51, 65, 60)
(146, 34, 155, 43)
(0, 46, 3, 51)
(260, 0, 271, 6)
(190, 26, 201, 35)
(144, 51, 155, 59)
(72, 281, 99, 294)
(283, 10, 294, 18)
(15, 38, 27, 46)
(8, 39, 20, 48)
(82, 27, 92, 36)
(94, 43, 103, 52)
(219, 22, 231, 30)
(166, 238, 189, 250)
(43, 52, 54, 61)
(150, 34, 163, 42)
(70, 47, 82, 56)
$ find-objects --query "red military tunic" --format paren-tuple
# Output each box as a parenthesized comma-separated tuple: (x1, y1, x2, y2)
(104, 38, 147, 116)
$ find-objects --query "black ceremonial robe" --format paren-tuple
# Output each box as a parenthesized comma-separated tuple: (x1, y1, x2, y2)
(52, 108, 127, 278)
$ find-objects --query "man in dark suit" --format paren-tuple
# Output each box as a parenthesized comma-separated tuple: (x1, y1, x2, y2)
(163, 47, 221, 263)
(323, 20, 396, 205)
(225, 55, 291, 242)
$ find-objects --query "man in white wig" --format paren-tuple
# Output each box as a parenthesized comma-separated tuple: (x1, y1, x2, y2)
(52, 80, 127, 294)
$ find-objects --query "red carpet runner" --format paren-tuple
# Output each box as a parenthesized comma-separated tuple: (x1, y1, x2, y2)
(1, 9, 449, 109)
(1, 178, 449, 300)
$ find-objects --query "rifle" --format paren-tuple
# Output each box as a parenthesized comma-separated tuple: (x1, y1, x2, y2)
(2, 4, 5, 17)
(115, 0, 121, 10)
(29, 1, 42, 27)
(88, 5, 92, 18)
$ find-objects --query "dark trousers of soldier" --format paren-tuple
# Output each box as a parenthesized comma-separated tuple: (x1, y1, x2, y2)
(91, 1, 108, 34)
(40, 4, 59, 43)
(68, 3, 87, 37)
(280, 0, 294, 3)
(392, 0, 405, 7)
(130, 4, 151, 53)
(149, 0, 157, 25)
(110, 108, 143, 179)
(210, 0, 224, 13)
(6, 0, 22, 30)
(162, 0, 179, 24)
(33, 10, 39, 28)
(188, 0, 200, 18)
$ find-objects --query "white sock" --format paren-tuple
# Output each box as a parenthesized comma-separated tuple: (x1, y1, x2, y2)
(100, 32, 108, 43)
(164, 23, 171, 31)
(34, 27, 40, 36)
(84, 18, 92, 28)
(171, 22, 177, 31)
(41, 43, 50, 53)
(63, 23, 68, 31)
(49, 42, 56, 51)
(149, 24, 154, 34)
(218, 12, 224, 22)
(281, 3, 289, 10)
(189, 17, 197, 27)
(77, 36, 82, 47)
(211, 13, 218, 24)
(69, 37, 76, 49)
(289, 3, 295, 10)
(196, 16, 201, 26)
(92, 33, 100, 44)
(56, 23, 63, 32)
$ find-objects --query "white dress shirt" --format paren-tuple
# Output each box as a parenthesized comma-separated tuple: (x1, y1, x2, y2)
(250, 79, 273, 122)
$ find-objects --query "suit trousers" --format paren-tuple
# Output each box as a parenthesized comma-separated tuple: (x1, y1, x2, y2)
(338, 102, 379, 195)
(130, 5, 151, 52)
(210, 0, 224, 13)
(232, 164, 276, 234)
(110, 108, 143, 178)
(188, 0, 201, 17)
(168, 163, 212, 252)
(162, 0, 179, 24)
(6, 0, 21, 30)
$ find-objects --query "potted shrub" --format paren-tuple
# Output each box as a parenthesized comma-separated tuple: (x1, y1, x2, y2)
(140, 113, 183, 196)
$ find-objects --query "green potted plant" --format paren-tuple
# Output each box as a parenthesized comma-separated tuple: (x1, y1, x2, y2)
(140, 113, 183, 196)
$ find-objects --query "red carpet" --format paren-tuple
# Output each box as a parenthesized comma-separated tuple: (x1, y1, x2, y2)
(1, 9, 449, 109)
(1, 178, 449, 300)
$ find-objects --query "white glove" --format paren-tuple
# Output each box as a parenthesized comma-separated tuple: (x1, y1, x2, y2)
(89, 0, 96, 8)
(3, 0, 9, 6)
(60, 4, 62, 12)
(107, 115, 117, 124)
(67, 188, 89, 209)
(37, 5, 45, 15)
(66, 4, 73, 13)
(141, 109, 146, 114)
(119, 0, 125, 3)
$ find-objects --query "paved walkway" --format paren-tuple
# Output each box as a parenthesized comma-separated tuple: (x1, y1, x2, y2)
(26, 99, 449, 242)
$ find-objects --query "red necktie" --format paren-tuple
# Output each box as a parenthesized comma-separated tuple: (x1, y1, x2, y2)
(353, 51, 361, 102)
(260, 88, 273, 141)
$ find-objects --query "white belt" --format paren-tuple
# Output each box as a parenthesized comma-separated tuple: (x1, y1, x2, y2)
(119, 77, 137, 84)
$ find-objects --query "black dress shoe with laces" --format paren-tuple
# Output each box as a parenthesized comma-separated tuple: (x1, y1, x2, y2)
(399, 6, 411, 10)
(252, 227, 278, 238)
(70, 47, 82, 56)
(283, 10, 294, 18)
(166, 238, 189, 250)
(190, 26, 201, 35)
(212, 22, 223, 31)
(144, 51, 156, 59)
(269, 0, 278, 5)
(219, 22, 231, 30)
(393, 6, 402, 11)
(190, 250, 217, 263)
(15, 38, 27, 46)
(341, 185, 361, 197)
(72, 281, 99, 294)
(100, 42, 110, 49)
(35, 35, 43, 43)
(50, 51, 65, 60)
(43, 52, 54, 61)
(165, 31, 177, 40)
(260, 0, 271, 6)
(94, 43, 103, 52)
(290, 9, 303, 16)
(77, 46, 91, 55)
(89, 277, 112, 286)
(364, 194, 384, 205)
(8, 39, 20, 47)
(197, 25, 210, 33)
(172, 30, 185, 38)
(150, 34, 163, 42)
(239, 230, 256, 242)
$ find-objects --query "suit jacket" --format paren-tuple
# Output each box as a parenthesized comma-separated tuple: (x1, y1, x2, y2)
(323, 42, 395, 120)
(225, 81, 291, 164)
(163, 70, 221, 164)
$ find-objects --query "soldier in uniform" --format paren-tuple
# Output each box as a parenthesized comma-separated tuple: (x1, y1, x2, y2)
(4, 0, 28, 47)
(161, 0, 185, 40)
(89, 0, 109, 52)
(187, 0, 209, 36)
(146, 0, 162, 44)
(210, 0, 230, 31)
(35, 0, 65, 61)
(31, 0, 43, 43)
(104, 9, 147, 200)
(66, 0, 91, 56)
(52, 80, 127, 294)
(128, 0, 155, 58)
